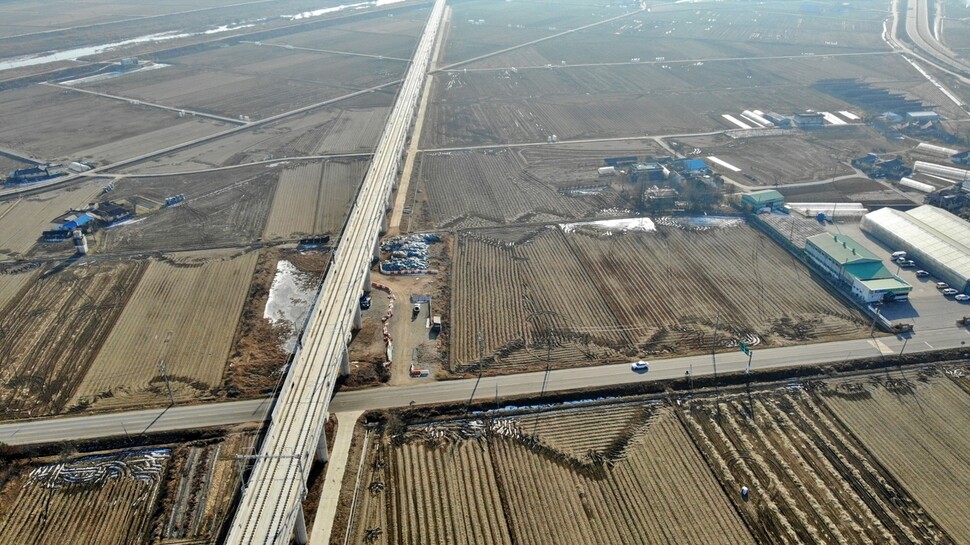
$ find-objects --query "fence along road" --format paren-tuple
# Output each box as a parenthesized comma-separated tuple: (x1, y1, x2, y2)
(223, 1, 447, 543)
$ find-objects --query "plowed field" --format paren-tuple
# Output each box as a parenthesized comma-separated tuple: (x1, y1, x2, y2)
(263, 160, 367, 240)
(822, 373, 970, 543)
(0, 260, 146, 419)
(72, 251, 258, 410)
(347, 405, 755, 545)
(450, 219, 865, 371)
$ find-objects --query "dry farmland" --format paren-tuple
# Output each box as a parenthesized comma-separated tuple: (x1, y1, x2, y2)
(414, 149, 629, 230)
(96, 168, 278, 253)
(342, 362, 970, 545)
(0, 85, 225, 164)
(0, 449, 169, 545)
(674, 132, 869, 185)
(682, 387, 954, 544)
(450, 219, 865, 371)
(0, 431, 255, 545)
(72, 251, 258, 411)
(263, 159, 368, 240)
(821, 373, 970, 543)
(345, 405, 756, 545)
(0, 181, 102, 258)
(0, 260, 146, 419)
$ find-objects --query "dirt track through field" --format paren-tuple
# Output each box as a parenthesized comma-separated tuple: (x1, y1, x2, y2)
(72, 251, 258, 410)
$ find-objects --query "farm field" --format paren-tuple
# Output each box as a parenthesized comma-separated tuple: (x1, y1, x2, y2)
(342, 363, 970, 545)
(682, 383, 956, 544)
(79, 46, 405, 119)
(0, 260, 146, 419)
(97, 166, 279, 253)
(346, 404, 755, 545)
(0, 181, 103, 258)
(440, 0, 625, 66)
(0, 267, 36, 309)
(0, 84, 225, 164)
(0, 449, 169, 545)
(71, 250, 258, 411)
(463, 0, 889, 70)
(413, 148, 634, 230)
(449, 219, 866, 371)
(821, 374, 970, 543)
(120, 98, 391, 176)
(775, 177, 915, 205)
(0, 431, 256, 545)
(263, 159, 368, 240)
(424, 50, 943, 148)
(674, 132, 869, 185)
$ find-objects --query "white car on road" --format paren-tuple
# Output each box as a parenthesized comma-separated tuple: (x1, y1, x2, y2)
(956, 294, 970, 302)
(942, 288, 959, 296)
(631, 360, 650, 372)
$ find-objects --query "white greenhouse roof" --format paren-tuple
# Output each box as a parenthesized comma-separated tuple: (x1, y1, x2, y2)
(861, 206, 970, 286)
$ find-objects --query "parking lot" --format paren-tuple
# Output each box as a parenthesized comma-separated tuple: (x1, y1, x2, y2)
(823, 220, 970, 333)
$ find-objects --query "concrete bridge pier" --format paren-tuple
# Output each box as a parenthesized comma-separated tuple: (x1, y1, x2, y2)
(294, 506, 309, 545)
(379, 214, 389, 235)
(340, 346, 351, 376)
(373, 238, 381, 263)
(316, 425, 329, 463)
(363, 267, 372, 290)
(353, 305, 363, 330)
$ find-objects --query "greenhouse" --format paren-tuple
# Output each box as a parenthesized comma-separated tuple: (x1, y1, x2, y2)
(861, 205, 970, 293)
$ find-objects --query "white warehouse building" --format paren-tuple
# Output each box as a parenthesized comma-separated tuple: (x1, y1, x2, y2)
(860, 205, 970, 294)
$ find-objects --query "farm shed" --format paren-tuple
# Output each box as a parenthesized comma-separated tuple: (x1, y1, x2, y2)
(793, 112, 825, 128)
(905, 111, 940, 122)
(805, 233, 912, 303)
(742, 189, 784, 211)
(861, 205, 970, 294)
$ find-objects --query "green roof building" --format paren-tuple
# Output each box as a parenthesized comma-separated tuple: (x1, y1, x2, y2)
(741, 189, 785, 211)
(805, 233, 911, 303)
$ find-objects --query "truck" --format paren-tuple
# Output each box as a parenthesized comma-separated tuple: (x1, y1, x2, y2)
(431, 315, 442, 332)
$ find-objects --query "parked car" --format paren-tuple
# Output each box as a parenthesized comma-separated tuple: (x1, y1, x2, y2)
(359, 293, 372, 310)
(955, 294, 970, 302)
(937, 282, 950, 290)
(891, 251, 907, 260)
(631, 360, 649, 372)
(942, 288, 959, 296)
(915, 270, 929, 277)
(900, 260, 916, 268)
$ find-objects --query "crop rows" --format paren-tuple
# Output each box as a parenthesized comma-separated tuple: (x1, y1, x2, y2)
(264, 160, 367, 240)
(0, 467, 164, 545)
(450, 222, 864, 370)
(450, 235, 526, 367)
(72, 251, 258, 410)
(822, 376, 970, 543)
(355, 403, 753, 545)
(418, 150, 597, 229)
(681, 388, 952, 544)
(0, 261, 146, 418)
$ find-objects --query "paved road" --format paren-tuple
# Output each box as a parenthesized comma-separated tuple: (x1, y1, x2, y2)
(0, 398, 272, 446)
(3, 325, 967, 447)
(331, 325, 970, 412)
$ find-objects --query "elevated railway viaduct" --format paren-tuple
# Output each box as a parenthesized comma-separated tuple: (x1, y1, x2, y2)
(223, 1, 446, 543)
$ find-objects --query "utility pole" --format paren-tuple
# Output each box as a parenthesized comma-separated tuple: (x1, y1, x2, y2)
(740, 342, 754, 419)
(158, 359, 175, 406)
(467, 331, 484, 408)
(711, 311, 721, 417)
